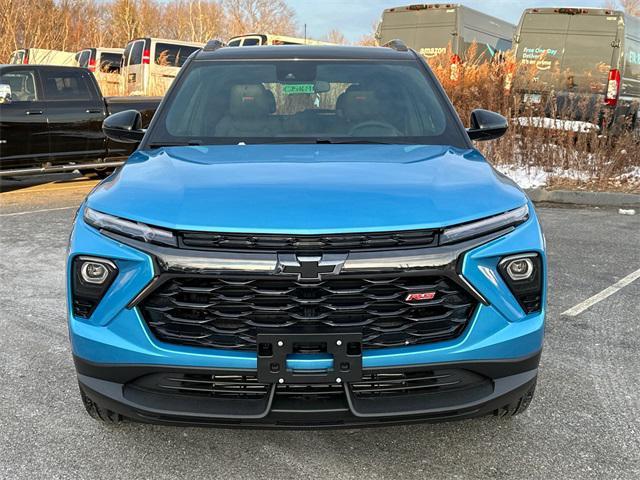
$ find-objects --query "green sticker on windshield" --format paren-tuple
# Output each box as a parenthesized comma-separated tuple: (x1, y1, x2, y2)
(282, 83, 315, 95)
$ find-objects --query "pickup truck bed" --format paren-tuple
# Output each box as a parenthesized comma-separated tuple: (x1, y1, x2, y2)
(0, 65, 161, 177)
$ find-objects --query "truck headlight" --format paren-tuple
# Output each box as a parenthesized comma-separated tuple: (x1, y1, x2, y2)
(71, 256, 118, 318)
(83, 207, 176, 246)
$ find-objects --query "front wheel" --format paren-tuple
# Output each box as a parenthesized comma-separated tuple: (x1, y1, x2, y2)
(79, 383, 122, 424)
(91, 169, 115, 180)
(493, 377, 537, 417)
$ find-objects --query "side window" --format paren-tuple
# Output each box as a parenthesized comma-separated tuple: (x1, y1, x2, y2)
(122, 43, 133, 67)
(228, 40, 241, 47)
(0, 70, 38, 101)
(129, 41, 144, 66)
(76, 50, 91, 68)
(154, 43, 200, 67)
(99, 53, 123, 73)
(41, 70, 92, 100)
(242, 38, 261, 46)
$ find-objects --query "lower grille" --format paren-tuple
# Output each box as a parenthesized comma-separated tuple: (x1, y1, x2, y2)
(350, 369, 486, 399)
(139, 273, 476, 350)
(132, 368, 486, 401)
(134, 373, 270, 399)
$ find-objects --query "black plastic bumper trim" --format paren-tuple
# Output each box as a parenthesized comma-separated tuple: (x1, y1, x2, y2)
(74, 351, 541, 428)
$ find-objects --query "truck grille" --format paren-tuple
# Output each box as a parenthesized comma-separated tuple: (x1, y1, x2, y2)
(139, 273, 476, 350)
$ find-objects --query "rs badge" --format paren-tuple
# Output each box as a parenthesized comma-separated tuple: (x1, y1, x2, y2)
(405, 292, 436, 302)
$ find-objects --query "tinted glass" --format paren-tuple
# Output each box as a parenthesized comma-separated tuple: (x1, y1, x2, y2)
(41, 69, 92, 100)
(130, 41, 144, 66)
(154, 43, 200, 67)
(99, 53, 122, 73)
(150, 60, 466, 147)
(123, 43, 133, 67)
(76, 50, 91, 68)
(0, 70, 38, 101)
(228, 40, 241, 47)
(242, 38, 261, 46)
(9, 51, 26, 64)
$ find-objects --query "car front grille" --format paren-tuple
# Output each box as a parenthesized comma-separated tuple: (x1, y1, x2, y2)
(139, 273, 476, 350)
(179, 229, 438, 252)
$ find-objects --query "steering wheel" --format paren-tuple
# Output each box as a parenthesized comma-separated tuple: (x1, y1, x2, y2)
(348, 121, 402, 137)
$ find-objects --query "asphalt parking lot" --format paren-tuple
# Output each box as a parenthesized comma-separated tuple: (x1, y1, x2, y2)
(1, 176, 639, 480)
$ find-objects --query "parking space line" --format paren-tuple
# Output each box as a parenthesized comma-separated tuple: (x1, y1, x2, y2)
(562, 267, 640, 317)
(1, 183, 96, 194)
(0, 206, 76, 217)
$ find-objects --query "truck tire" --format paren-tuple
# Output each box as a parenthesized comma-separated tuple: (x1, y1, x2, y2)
(92, 169, 115, 179)
(493, 378, 537, 417)
(79, 384, 122, 424)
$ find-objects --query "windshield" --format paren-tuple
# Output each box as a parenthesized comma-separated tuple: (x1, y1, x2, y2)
(147, 59, 466, 147)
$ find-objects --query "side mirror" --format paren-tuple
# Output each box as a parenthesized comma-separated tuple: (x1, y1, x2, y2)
(467, 109, 508, 141)
(103, 109, 144, 144)
(0, 84, 12, 104)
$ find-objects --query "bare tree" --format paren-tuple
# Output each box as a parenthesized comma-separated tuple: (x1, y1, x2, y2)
(223, 0, 297, 37)
(605, 0, 640, 15)
(324, 29, 347, 45)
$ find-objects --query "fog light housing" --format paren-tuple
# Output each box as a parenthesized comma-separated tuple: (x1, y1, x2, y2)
(80, 261, 109, 284)
(498, 253, 542, 314)
(505, 258, 534, 281)
(72, 257, 118, 318)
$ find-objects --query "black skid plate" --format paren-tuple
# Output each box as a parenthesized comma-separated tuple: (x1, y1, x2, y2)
(256, 332, 363, 384)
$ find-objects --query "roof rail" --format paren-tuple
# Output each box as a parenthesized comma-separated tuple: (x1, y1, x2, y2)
(203, 39, 226, 52)
(382, 39, 409, 52)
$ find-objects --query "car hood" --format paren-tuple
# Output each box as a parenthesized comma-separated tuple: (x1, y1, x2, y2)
(88, 144, 527, 233)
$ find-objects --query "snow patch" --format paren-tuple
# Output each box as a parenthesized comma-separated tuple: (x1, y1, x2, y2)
(515, 117, 599, 133)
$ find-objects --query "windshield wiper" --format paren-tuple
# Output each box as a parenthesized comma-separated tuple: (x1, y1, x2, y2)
(246, 138, 406, 145)
(314, 138, 404, 145)
(147, 141, 202, 149)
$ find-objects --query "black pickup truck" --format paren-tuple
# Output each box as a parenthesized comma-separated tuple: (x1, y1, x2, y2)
(0, 65, 160, 177)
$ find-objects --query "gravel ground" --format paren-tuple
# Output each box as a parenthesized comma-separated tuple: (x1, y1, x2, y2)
(1, 177, 638, 480)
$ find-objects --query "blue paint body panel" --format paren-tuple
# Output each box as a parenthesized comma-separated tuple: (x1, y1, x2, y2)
(87, 145, 527, 233)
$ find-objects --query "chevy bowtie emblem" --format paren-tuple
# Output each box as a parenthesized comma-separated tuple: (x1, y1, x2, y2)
(277, 253, 347, 281)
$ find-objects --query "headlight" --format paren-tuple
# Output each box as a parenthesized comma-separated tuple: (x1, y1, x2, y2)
(440, 204, 529, 245)
(83, 207, 176, 246)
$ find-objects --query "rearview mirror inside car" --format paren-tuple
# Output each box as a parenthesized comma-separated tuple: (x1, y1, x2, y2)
(466, 109, 508, 141)
(103, 109, 145, 144)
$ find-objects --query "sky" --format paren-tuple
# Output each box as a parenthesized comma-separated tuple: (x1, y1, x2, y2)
(286, 0, 612, 42)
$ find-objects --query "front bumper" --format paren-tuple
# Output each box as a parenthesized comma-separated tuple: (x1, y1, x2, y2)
(76, 353, 540, 428)
(68, 201, 546, 426)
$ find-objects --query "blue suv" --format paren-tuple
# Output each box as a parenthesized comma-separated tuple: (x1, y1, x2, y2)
(68, 42, 545, 427)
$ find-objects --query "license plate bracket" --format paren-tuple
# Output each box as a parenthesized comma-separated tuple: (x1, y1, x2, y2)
(256, 332, 362, 384)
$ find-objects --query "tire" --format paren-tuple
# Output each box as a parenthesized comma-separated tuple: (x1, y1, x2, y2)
(493, 378, 537, 418)
(79, 383, 123, 424)
(91, 169, 114, 179)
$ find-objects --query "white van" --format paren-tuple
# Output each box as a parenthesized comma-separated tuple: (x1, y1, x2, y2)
(9, 48, 76, 66)
(227, 34, 335, 46)
(121, 38, 203, 96)
(75, 47, 124, 96)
